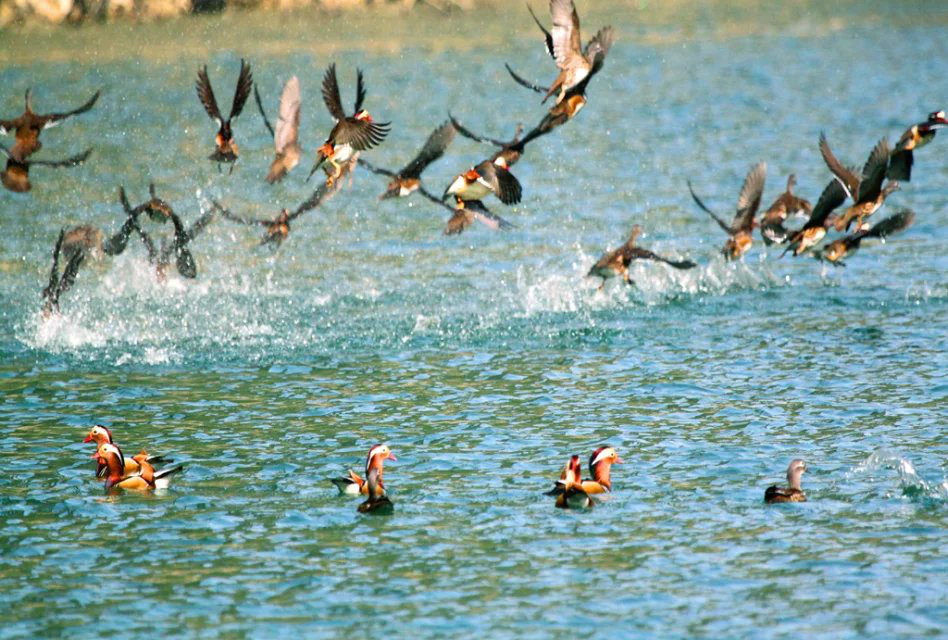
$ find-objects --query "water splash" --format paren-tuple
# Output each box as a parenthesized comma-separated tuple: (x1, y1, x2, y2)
(848, 449, 948, 503)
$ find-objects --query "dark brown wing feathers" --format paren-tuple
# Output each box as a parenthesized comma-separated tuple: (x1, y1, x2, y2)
(196, 66, 223, 123)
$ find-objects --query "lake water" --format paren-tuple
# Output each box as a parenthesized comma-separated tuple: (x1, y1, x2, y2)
(0, 2, 946, 637)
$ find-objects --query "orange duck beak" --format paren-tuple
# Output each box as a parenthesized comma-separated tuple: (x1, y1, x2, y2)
(83, 433, 93, 443)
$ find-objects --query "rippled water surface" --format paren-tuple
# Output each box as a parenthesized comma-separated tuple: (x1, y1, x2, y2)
(1, 2, 947, 638)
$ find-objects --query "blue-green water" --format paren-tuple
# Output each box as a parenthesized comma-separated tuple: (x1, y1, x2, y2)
(1, 2, 947, 638)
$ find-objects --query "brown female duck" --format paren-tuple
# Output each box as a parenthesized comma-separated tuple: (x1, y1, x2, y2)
(820, 133, 898, 232)
(816, 208, 915, 266)
(0, 88, 99, 162)
(254, 75, 302, 184)
(764, 459, 807, 503)
(588, 224, 697, 289)
(359, 120, 456, 199)
(760, 174, 812, 245)
(688, 162, 766, 260)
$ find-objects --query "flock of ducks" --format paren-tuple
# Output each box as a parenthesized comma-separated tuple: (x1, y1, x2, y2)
(82, 426, 808, 511)
(2, 1, 942, 314)
(4, 3, 943, 509)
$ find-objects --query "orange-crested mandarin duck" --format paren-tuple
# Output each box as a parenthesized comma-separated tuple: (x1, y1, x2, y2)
(0, 143, 90, 193)
(552, 455, 593, 509)
(816, 208, 915, 266)
(359, 120, 457, 200)
(688, 162, 767, 260)
(254, 75, 302, 184)
(579, 446, 623, 494)
(195, 59, 253, 168)
(83, 425, 171, 477)
(888, 110, 947, 182)
(357, 465, 394, 515)
(94, 443, 184, 491)
(764, 459, 807, 504)
(330, 444, 397, 496)
(820, 132, 898, 232)
(443, 158, 522, 206)
(513, 0, 615, 106)
(588, 224, 697, 289)
(308, 64, 390, 186)
(760, 174, 812, 245)
(0, 88, 100, 162)
(782, 176, 848, 257)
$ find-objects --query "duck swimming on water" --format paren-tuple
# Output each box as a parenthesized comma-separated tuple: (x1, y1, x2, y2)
(764, 459, 807, 503)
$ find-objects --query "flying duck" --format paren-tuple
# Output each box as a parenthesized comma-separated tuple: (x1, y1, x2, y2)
(254, 75, 302, 183)
(41, 228, 86, 316)
(816, 208, 915, 266)
(588, 224, 697, 289)
(0, 88, 99, 162)
(510, 0, 615, 106)
(308, 64, 390, 186)
(688, 162, 767, 260)
(820, 133, 898, 232)
(782, 176, 848, 257)
(359, 120, 456, 199)
(442, 157, 522, 206)
(888, 110, 948, 182)
(195, 59, 253, 170)
(759, 174, 812, 245)
(128, 185, 215, 280)
(0, 143, 90, 193)
(449, 115, 526, 169)
(212, 183, 329, 248)
(764, 459, 807, 504)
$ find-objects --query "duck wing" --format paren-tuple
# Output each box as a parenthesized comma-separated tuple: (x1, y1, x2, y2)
(228, 59, 253, 122)
(196, 66, 223, 125)
(733, 162, 766, 232)
(399, 120, 456, 179)
(274, 75, 301, 154)
(855, 137, 889, 204)
(687, 180, 734, 235)
(321, 64, 346, 122)
(819, 132, 859, 200)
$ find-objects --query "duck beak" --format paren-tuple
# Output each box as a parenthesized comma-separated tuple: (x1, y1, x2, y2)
(386, 453, 397, 462)
(614, 456, 625, 464)
(90, 451, 101, 459)
(83, 434, 93, 443)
